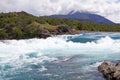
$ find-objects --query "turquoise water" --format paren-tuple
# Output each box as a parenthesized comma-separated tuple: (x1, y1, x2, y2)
(0, 32, 120, 80)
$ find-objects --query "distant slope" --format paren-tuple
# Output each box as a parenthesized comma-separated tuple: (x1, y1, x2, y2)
(49, 11, 114, 24)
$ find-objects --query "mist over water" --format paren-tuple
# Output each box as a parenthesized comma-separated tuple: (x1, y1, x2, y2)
(0, 32, 120, 80)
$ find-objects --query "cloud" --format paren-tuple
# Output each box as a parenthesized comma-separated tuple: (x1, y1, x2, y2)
(0, 0, 120, 23)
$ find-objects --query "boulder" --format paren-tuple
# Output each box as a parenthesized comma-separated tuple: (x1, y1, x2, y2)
(98, 61, 120, 80)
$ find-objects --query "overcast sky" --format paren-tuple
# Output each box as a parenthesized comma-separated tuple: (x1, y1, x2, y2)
(0, 0, 120, 23)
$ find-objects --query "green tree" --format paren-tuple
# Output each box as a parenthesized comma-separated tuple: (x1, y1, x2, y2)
(12, 27, 24, 39)
(0, 28, 7, 39)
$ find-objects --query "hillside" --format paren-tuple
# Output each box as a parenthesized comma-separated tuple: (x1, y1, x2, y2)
(0, 11, 77, 39)
(0, 11, 120, 39)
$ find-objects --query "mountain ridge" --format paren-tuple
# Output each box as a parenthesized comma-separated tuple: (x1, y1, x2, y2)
(49, 11, 114, 24)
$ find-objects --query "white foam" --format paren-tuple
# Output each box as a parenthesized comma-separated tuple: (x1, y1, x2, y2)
(0, 35, 120, 73)
(39, 65, 47, 72)
(89, 61, 103, 68)
(81, 61, 103, 73)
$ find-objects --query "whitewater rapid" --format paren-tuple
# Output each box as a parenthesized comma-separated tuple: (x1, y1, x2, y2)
(0, 32, 120, 80)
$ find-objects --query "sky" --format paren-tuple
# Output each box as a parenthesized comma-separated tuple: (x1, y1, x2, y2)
(0, 0, 120, 23)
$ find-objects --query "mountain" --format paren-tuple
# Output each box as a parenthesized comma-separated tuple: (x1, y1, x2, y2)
(49, 11, 114, 24)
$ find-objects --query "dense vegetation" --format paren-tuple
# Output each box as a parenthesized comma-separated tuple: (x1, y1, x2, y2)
(40, 17, 120, 31)
(0, 11, 120, 39)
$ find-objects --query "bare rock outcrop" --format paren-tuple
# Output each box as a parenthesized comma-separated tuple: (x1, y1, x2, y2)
(98, 61, 120, 80)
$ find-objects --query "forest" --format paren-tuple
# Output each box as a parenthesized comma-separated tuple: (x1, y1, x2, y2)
(0, 11, 120, 39)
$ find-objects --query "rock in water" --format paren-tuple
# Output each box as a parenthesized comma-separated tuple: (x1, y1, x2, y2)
(98, 61, 120, 80)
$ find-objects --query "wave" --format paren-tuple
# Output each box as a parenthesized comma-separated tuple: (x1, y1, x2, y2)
(0, 33, 120, 80)
(0, 35, 120, 61)
(0, 35, 120, 55)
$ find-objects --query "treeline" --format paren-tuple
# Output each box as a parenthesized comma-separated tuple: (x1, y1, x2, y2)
(39, 17, 120, 32)
(0, 11, 120, 39)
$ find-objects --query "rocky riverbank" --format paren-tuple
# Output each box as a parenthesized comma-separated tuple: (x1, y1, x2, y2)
(0, 24, 79, 40)
(98, 61, 120, 80)
(38, 25, 79, 38)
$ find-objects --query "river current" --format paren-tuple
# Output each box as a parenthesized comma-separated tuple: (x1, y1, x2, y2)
(0, 32, 120, 80)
